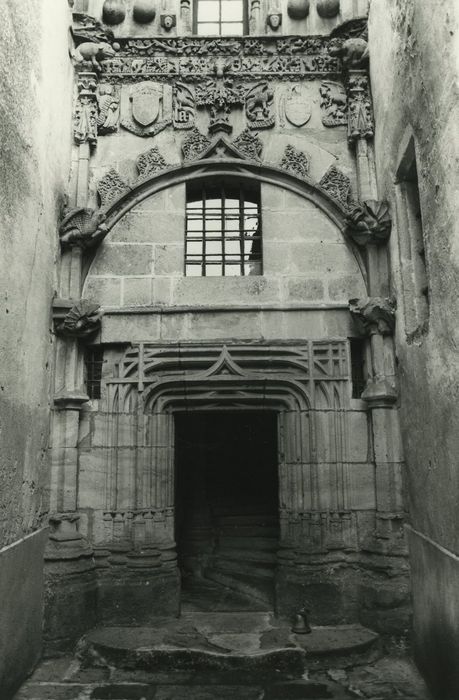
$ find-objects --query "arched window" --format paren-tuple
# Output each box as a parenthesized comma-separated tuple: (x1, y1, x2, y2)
(185, 179, 261, 277)
(194, 0, 247, 36)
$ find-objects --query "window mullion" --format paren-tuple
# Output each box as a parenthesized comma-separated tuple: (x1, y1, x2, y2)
(221, 184, 226, 276)
(202, 186, 206, 276)
(239, 185, 244, 276)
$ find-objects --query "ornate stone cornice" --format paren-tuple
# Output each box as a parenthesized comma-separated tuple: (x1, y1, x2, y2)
(349, 297, 396, 337)
(346, 200, 391, 247)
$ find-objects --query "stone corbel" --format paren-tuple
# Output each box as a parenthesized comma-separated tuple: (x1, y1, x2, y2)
(346, 200, 391, 247)
(59, 206, 108, 249)
(53, 298, 102, 339)
(349, 296, 396, 337)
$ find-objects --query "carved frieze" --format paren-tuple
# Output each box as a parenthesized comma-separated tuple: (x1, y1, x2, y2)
(280, 145, 310, 179)
(74, 72, 98, 147)
(136, 146, 169, 179)
(347, 73, 374, 143)
(319, 165, 352, 208)
(232, 128, 263, 161)
(98, 36, 341, 81)
(59, 207, 108, 249)
(346, 200, 391, 247)
(319, 81, 347, 127)
(121, 81, 172, 136)
(349, 297, 396, 336)
(182, 128, 212, 161)
(279, 85, 311, 128)
(173, 82, 195, 129)
(55, 300, 102, 339)
(97, 84, 120, 134)
(97, 168, 130, 207)
(246, 82, 275, 129)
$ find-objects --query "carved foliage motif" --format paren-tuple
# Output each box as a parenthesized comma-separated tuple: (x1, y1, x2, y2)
(195, 63, 246, 134)
(56, 300, 102, 339)
(347, 73, 374, 143)
(346, 200, 391, 247)
(136, 146, 169, 179)
(97, 168, 130, 206)
(245, 82, 275, 129)
(320, 81, 347, 127)
(232, 128, 263, 160)
(182, 128, 212, 161)
(59, 207, 108, 249)
(319, 165, 352, 208)
(349, 297, 396, 336)
(280, 145, 310, 179)
(74, 72, 98, 146)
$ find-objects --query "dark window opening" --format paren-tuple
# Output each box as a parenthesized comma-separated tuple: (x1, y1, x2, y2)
(193, 0, 247, 36)
(350, 338, 366, 399)
(84, 347, 104, 399)
(185, 179, 262, 277)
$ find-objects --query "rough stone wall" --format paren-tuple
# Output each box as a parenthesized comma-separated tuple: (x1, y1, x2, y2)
(0, 0, 72, 693)
(369, 1, 459, 697)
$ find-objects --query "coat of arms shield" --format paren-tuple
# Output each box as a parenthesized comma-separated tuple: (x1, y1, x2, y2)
(284, 86, 311, 128)
(130, 83, 162, 127)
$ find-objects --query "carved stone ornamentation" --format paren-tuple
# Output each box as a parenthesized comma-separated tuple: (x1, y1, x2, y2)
(232, 128, 263, 161)
(74, 72, 98, 147)
(97, 84, 120, 134)
(121, 81, 172, 137)
(136, 146, 170, 179)
(246, 82, 275, 129)
(59, 207, 108, 249)
(71, 12, 115, 44)
(319, 165, 352, 208)
(97, 168, 130, 207)
(319, 81, 347, 127)
(287, 0, 310, 20)
(182, 128, 212, 161)
(160, 14, 176, 30)
(349, 297, 396, 336)
(173, 82, 195, 129)
(346, 200, 391, 247)
(329, 37, 369, 69)
(195, 60, 246, 134)
(280, 145, 310, 179)
(71, 41, 117, 72)
(267, 13, 282, 30)
(55, 300, 102, 339)
(279, 85, 311, 128)
(347, 73, 374, 143)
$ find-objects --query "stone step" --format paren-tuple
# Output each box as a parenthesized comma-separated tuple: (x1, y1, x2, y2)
(204, 569, 274, 605)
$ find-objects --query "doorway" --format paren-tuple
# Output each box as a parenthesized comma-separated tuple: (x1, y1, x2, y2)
(175, 411, 279, 612)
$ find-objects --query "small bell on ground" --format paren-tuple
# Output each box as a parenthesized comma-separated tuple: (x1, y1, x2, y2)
(292, 611, 312, 634)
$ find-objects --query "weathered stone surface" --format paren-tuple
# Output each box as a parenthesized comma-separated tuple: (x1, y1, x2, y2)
(90, 244, 154, 276)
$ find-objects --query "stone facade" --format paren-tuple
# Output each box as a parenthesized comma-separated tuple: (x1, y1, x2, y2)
(370, 2, 459, 698)
(2, 0, 457, 697)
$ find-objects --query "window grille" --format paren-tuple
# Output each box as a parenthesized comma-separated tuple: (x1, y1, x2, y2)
(185, 179, 262, 277)
(194, 0, 246, 36)
(84, 347, 104, 400)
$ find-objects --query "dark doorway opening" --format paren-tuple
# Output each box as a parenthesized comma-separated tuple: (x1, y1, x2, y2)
(175, 411, 279, 612)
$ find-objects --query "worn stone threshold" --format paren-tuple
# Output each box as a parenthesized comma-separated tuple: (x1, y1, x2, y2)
(80, 613, 380, 675)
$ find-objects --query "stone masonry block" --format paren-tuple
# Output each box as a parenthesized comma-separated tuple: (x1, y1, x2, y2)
(328, 275, 366, 301)
(185, 311, 262, 340)
(84, 277, 122, 307)
(101, 314, 161, 343)
(110, 212, 184, 244)
(90, 244, 153, 276)
(286, 278, 325, 301)
(123, 277, 153, 306)
(172, 276, 280, 306)
(154, 245, 184, 276)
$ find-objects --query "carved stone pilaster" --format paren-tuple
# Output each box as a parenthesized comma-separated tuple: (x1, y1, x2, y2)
(74, 71, 98, 147)
(347, 72, 374, 144)
(349, 296, 396, 337)
(346, 200, 391, 247)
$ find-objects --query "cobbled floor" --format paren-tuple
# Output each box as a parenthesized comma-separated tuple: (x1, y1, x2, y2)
(15, 654, 431, 700)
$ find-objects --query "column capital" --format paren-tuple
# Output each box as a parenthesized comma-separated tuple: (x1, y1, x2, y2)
(349, 296, 396, 337)
(346, 200, 391, 247)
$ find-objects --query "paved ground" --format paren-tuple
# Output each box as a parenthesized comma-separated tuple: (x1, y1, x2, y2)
(15, 654, 431, 699)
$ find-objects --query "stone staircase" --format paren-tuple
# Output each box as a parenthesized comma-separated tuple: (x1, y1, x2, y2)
(204, 511, 279, 606)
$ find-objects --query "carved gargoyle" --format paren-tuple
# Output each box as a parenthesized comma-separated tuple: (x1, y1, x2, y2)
(55, 300, 102, 339)
(71, 41, 117, 72)
(349, 297, 396, 336)
(59, 207, 108, 249)
(329, 37, 369, 68)
(346, 200, 391, 246)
